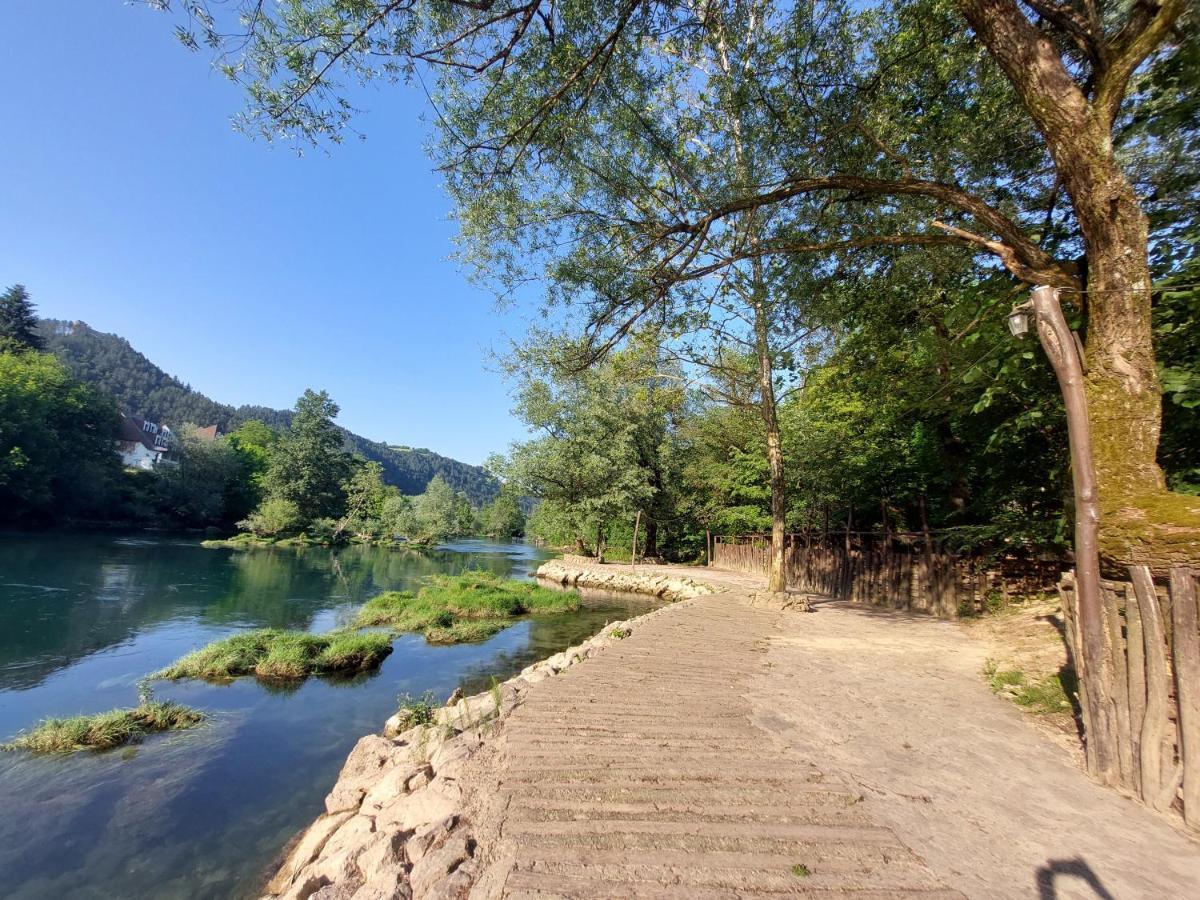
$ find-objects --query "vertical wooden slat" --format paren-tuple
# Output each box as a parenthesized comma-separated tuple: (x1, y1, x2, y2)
(1131, 566, 1173, 809)
(1101, 583, 1134, 787)
(1125, 582, 1146, 794)
(1169, 567, 1200, 827)
(1059, 574, 1096, 775)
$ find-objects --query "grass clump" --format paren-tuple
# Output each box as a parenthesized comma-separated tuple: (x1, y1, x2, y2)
(394, 691, 438, 731)
(609, 627, 632, 639)
(791, 863, 810, 878)
(983, 660, 1074, 715)
(354, 572, 579, 644)
(158, 629, 393, 682)
(3, 701, 205, 754)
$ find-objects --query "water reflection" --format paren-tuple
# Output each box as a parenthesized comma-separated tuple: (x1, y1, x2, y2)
(0, 533, 652, 899)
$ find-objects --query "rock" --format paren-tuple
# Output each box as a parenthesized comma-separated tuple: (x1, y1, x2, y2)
(405, 815, 457, 865)
(356, 830, 407, 877)
(325, 736, 407, 814)
(323, 815, 376, 860)
(408, 833, 473, 899)
(416, 859, 476, 900)
(376, 778, 461, 832)
(280, 873, 331, 900)
(268, 811, 355, 895)
(361, 761, 424, 814)
(351, 862, 411, 900)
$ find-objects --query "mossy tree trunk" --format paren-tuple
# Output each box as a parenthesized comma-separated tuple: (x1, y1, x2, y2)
(959, 0, 1200, 571)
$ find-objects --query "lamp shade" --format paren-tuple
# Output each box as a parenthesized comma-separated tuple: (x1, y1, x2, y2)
(1007, 305, 1032, 337)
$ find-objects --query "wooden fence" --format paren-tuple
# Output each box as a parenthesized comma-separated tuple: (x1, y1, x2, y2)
(1059, 566, 1200, 827)
(712, 533, 1062, 618)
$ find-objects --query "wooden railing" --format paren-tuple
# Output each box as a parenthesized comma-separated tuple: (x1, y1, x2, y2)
(712, 533, 1062, 618)
(1059, 566, 1199, 827)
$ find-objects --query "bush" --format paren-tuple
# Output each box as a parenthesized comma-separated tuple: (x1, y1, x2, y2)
(239, 497, 302, 537)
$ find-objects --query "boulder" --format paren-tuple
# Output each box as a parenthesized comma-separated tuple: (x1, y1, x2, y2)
(268, 811, 355, 895)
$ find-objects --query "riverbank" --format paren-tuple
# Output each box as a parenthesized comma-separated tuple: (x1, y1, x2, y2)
(263, 563, 1200, 899)
(535, 557, 719, 600)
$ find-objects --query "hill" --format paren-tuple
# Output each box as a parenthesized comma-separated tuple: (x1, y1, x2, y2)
(39, 319, 499, 504)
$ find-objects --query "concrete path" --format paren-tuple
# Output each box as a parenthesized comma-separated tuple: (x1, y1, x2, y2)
(463, 569, 1200, 899)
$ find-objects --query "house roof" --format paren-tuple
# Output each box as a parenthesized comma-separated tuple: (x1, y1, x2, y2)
(116, 415, 169, 454)
(191, 424, 220, 442)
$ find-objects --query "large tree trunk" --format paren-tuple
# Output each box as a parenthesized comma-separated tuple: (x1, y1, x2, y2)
(959, 0, 1200, 570)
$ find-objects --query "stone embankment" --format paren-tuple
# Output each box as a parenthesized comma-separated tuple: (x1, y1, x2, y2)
(534, 558, 717, 601)
(261, 601, 682, 900)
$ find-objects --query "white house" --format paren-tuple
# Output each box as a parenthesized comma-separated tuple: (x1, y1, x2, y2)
(116, 415, 173, 470)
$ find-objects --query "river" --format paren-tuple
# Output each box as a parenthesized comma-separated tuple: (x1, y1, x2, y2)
(0, 533, 656, 899)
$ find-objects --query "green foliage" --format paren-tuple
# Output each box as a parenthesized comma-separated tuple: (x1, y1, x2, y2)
(393, 691, 437, 731)
(0, 348, 122, 522)
(157, 628, 393, 681)
(982, 660, 1075, 716)
(791, 864, 811, 878)
(479, 486, 526, 538)
(262, 389, 351, 523)
(154, 431, 247, 527)
(354, 573, 579, 644)
(0, 284, 43, 351)
(239, 497, 302, 537)
(2, 701, 205, 754)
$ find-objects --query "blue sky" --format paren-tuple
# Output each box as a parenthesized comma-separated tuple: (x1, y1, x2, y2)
(0, 1, 538, 465)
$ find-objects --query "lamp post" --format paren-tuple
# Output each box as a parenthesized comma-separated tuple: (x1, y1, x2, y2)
(1011, 285, 1116, 783)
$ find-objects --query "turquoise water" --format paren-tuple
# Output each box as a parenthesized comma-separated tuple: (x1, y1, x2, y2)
(0, 534, 655, 899)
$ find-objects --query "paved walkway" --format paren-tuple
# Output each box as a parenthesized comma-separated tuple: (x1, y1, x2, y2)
(462, 569, 1200, 899)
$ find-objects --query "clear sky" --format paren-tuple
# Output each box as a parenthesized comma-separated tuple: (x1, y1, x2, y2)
(0, 1, 537, 465)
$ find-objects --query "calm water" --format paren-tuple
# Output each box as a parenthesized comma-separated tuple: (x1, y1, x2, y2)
(0, 533, 657, 899)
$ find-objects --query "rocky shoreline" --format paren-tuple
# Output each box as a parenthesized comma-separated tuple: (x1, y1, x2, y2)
(260, 574, 714, 900)
(534, 558, 718, 601)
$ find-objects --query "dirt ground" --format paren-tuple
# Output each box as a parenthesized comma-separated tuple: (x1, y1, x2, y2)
(751, 595, 1200, 898)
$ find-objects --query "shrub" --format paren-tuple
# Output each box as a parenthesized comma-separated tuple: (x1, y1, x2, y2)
(239, 497, 302, 537)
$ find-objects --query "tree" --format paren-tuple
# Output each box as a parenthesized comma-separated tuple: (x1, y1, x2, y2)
(336, 460, 390, 539)
(480, 486, 526, 538)
(172, 0, 1198, 564)
(502, 353, 662, 558)
(1, 284, 44, 352)
(411, 474, 460, 542)
(0, 349, 120, 521)
(155, 430, 244, 526)
(262, 389, 351, 523)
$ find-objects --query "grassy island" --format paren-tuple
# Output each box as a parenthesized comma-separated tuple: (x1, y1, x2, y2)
(2, 701, 205, 754)
(355, 572, 579, 644)
(158, 629, 393, 681)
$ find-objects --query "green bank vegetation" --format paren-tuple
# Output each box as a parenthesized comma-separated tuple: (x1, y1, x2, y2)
(356, 572, 579, 644)
(983, 660, 1075, 716)
(158, 629, 393, 682)
(2, 701, 205, 754)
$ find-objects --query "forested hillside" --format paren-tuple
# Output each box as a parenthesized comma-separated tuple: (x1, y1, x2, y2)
(39, 319, 498, 503)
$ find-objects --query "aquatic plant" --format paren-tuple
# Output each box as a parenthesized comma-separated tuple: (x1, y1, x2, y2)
(353, 572, 579, 643)
(2, 701, 205, 754)
(157, 629, 392, 681)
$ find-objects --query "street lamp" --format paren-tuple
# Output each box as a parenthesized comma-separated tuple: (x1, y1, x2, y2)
(1019, 285, 1113, 783)
(1006, 301, 1033, 338)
